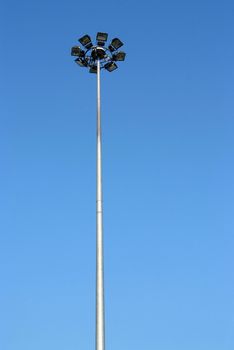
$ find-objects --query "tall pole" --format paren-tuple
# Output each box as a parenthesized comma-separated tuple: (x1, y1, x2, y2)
(96, 59, 105, 350)
(71, 33, 126, 350)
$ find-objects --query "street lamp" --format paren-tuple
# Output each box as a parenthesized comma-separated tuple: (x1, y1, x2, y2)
(71, 33, 126, 350)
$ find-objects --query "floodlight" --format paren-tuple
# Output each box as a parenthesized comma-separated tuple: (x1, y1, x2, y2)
(112, 51, 126, 61)
(108, 38, 123, 52)
(96, 32, 108, 46)
(104, 62, 118, 72)
(75, 58, 88, 67)
(89, 65, 97, 73)
(79, 34, 93, 49)
(71, 46, 85, 57)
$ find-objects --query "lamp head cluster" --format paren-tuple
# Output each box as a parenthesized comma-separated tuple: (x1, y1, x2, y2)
(71, 32, 126, 73)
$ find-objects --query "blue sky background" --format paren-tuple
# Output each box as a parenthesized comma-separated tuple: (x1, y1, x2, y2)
(1, 0, 234, 349)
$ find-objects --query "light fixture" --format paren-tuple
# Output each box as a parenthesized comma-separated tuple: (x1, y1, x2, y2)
(75, 57, 88, 67)
(79, 34, 93, 49)
(96, 32, 108, 46)
(71, 46, 85, 57)
(104, 62, 118, 72)
(112, 51, 126, 61)
(89, 65, 97, 73)
(108, 38, 123, 52)
(72, 34, 125, 72)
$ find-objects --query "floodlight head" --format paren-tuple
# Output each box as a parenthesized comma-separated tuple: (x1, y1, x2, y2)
(112, 51, 126, 61)
(109, 38, 123, 52)
(96, 32, 108, 46)
(89, 65, 97, 74)
(79, 34, 93, 49)
(71, 33, 125, 73)
(75, 57, 88, 67)
(104, 61, 118, 72)
(71, 46, 85, 57)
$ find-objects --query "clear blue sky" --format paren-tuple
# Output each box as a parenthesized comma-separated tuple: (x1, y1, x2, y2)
(1, 0, 234, 349)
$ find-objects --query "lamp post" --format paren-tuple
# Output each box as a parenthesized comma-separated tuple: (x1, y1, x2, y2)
(71, 32, 126, 350)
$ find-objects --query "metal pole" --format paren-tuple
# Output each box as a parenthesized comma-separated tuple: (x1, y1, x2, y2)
(96, 59, 105, 350)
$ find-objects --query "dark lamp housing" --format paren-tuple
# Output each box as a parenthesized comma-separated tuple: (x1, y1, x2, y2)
(112, 51, 126, 61)
(89, 65, 97, 74)
(71, 46, 85, 57)
(96, 32, 108, 46)
(104, 62, 118, 72)
(75, 58, 88, 67)
(79, 34, 93, 49)
(109, 38, 123, 51)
